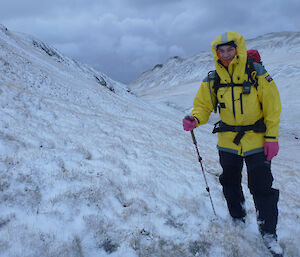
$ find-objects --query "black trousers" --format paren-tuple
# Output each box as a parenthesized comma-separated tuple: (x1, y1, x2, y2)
(219, 150, 279, 235)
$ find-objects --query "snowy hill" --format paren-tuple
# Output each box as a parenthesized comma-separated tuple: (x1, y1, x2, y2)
(0, 25, 299, 257)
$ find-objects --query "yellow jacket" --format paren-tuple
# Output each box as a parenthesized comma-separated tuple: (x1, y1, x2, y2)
(192, 32, 281, 156)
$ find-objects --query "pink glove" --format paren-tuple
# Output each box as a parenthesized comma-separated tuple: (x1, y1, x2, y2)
(183, 115, 197, 131)
(264, 142, 279, 161)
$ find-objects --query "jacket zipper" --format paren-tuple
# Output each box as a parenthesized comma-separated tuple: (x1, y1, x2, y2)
(230, 66, 236, 119)
(231, 84, 236, 118)
(240, 93, 244, 114)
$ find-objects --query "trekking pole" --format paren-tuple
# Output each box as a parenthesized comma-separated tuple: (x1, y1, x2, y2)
(190, 130, 216, 216)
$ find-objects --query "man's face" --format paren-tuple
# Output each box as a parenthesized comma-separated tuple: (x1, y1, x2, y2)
(217, 45, 236, 61)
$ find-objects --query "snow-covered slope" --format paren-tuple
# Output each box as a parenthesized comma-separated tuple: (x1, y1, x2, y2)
(1, 25, 299, 257)
(128, 53, 214, 112)
(0, 25, 218, 257)
(0, 25, 130, 97)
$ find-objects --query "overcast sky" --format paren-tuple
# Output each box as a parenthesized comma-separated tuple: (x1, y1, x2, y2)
(1, 0, 299, 83)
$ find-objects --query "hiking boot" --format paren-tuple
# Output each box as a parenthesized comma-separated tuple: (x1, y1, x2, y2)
(262, 233, 283, 257)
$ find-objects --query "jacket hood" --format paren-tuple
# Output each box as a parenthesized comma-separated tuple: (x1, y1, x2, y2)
(211, 31, 248, 84)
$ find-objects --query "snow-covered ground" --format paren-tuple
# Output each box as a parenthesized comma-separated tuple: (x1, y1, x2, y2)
(0, 24, 299, 257)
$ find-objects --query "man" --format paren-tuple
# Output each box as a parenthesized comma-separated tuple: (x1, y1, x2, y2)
(183, 32, 282, 257)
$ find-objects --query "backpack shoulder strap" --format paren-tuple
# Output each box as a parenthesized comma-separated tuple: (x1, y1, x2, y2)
(204, 70, 219, 113)
(246, 58, 268, 88)
(203, 70, 220, 95)
(246, 57, 255, 76)
(213, 71, 221, 95)
(204, 70, 220, 96)
(246, 57, 258, 88)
